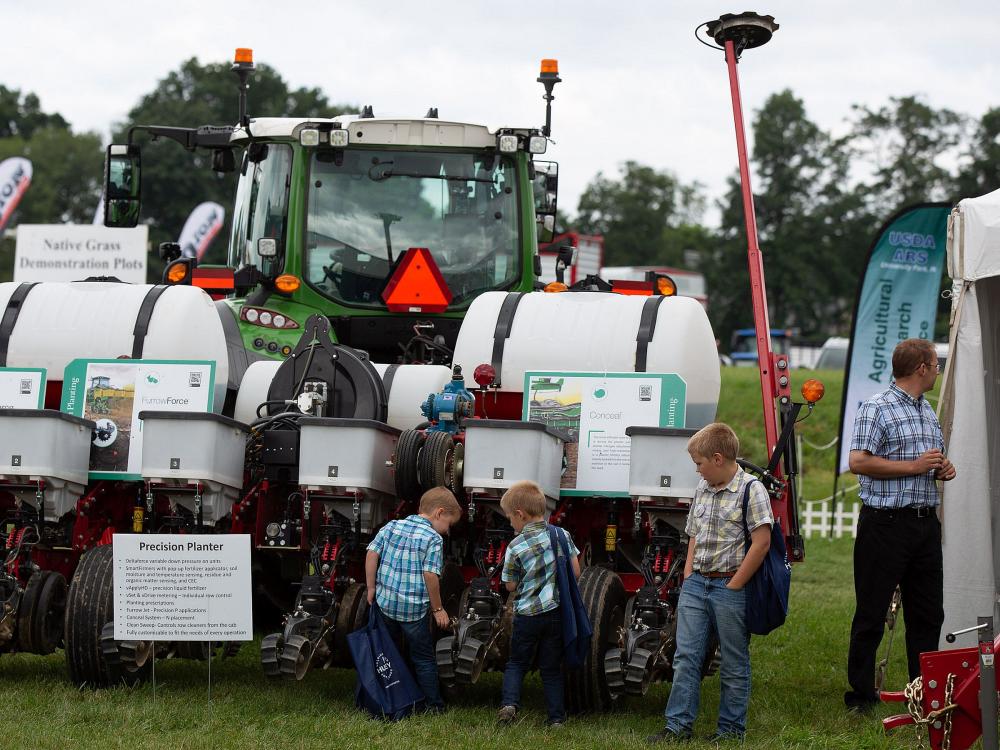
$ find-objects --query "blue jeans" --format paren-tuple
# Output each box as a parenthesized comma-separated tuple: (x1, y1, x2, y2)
(501, 608, 565, 722)
(382, 609, 443, 709)
(664, 572, 751, 737)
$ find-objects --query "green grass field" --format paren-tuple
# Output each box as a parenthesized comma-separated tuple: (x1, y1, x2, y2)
(0, 369, 931, 749)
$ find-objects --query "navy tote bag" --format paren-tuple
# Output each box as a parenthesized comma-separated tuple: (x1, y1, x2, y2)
(347, 604, 425, 720)
(740, 480, 792, 636)
(547, 524, 593, 669)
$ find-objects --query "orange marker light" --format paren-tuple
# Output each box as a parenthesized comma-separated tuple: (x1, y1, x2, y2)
(540, 59, 559, 75)
(544, 281, 568, 293)
(167, 263, 189, 284)
(801, 379, 826, 404)
(274, 274, 300, 294)
(656, 275, 677, 296)
(234, 48, 253, 64)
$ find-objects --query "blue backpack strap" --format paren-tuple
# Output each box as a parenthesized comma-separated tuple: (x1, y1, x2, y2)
(741, 479, 757, 552)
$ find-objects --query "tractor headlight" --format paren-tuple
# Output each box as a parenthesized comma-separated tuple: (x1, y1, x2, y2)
(299, 128, 320, 147)
(528, 135, 547, 154)
(329, 128, 349, 147)
(498, 134, 518, 153)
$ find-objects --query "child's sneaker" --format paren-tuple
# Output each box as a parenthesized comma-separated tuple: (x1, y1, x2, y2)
(497, 705, 517, 725)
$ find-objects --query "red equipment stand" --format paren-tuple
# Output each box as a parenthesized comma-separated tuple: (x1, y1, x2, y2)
(882, 616, 1000, 750)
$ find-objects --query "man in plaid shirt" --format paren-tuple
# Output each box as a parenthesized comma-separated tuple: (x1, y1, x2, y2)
(366, 487, 462, 712)
(649, 423, 772, 744)
(844, 338, 956, 714)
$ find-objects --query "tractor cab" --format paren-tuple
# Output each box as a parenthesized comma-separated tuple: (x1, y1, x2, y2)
(102, 50, 563, 366)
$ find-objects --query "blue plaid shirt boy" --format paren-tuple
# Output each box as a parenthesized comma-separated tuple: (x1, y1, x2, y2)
(367, 515, 443, 622)
(502, 521, 579, 616)
(850, 382, 944, 509)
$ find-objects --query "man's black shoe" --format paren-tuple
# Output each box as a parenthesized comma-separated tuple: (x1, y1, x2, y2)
(646, 727, 692, 744)
(844, 691, 879, 715)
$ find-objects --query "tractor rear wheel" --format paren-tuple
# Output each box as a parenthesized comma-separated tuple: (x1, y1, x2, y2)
(419, 431, 454, 492)
(394, 429, 425, 502)
(66, 544, 151, 687)
(19, 571, 68, 655)
(332, 583, 369, 667)
(565, 566, 626, 714)
(439, 563, 465, 622)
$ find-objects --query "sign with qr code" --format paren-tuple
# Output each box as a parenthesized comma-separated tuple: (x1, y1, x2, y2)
(523, 371, 686, 497)
(60, 359, 215, 480)
(0, 368, 46, 409)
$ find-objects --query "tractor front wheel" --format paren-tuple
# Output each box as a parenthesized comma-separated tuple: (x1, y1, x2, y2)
(565, 566, 626, 714)
(66, 544, 151, 687)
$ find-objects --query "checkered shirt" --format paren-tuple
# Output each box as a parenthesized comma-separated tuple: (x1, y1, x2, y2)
(502, 521, 580, 616)
(850, 382, 944, 509)
(685, 468, 773, 574)
(367, 515, 443, 622)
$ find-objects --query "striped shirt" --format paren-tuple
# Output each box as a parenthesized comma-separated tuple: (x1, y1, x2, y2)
(367, 515, 443, 622)
(850, 382, 944, 509)
(502, 521, 580, 616)
(686, 468, 773, 574)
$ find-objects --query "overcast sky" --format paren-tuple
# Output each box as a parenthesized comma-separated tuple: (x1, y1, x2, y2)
(5, 0, 998, 225)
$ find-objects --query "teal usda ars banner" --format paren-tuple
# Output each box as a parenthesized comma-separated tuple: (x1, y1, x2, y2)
(60, 359, 215, 480)
(523, 371, 687, 497)
(837, 204, 949, 474)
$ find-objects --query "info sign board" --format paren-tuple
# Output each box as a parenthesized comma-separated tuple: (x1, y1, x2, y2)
(14, 224, 148, 283)
(113, 534, 252, 641)
(60, 359, 215, 480)
(523, 371, 686, 497)
(0, 367, 45, 409)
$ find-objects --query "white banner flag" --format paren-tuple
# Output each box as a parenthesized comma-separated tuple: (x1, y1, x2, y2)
(93, 194, 104, 225)
(178, 201, 225, 260)
(0, 157, 33, 231)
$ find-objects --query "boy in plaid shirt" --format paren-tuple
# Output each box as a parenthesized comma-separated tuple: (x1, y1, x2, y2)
(648, 423, 772, 744)
(366, 486, 462, 712)
(497, 480, 580, 727)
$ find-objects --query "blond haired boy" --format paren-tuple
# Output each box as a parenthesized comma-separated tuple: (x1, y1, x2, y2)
(366, 486, 462, 712)
(648, 423, 772, 743)
(497, 480, 581, 727)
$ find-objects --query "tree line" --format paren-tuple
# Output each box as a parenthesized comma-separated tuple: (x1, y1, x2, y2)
(2, 59, 998, 344)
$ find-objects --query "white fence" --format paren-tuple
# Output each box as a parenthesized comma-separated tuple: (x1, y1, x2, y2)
(800, 499, 860, 539)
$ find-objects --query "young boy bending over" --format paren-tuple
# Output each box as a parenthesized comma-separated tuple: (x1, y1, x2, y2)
(366, 486, 462, 713)
(497, 480, 580, 727)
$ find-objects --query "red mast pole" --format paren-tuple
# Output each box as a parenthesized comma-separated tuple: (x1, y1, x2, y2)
(720, 36, 790, 533)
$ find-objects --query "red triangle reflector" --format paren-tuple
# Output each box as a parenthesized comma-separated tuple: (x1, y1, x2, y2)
(381, 248, 452, 313)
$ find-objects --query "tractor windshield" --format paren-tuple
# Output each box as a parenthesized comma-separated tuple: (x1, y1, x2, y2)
(228, 144, 293, 269)
(305, 149, 520, 308)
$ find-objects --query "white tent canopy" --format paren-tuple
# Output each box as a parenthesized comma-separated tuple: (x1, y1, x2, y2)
(939, 186, 1000, 646)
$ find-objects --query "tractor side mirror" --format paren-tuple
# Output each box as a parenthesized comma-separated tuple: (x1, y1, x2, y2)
(555, 243, 575, 284)
(532, 160, 559, 243)
(104, 144, 142, 228)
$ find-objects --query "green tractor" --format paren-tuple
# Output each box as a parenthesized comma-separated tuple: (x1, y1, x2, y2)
(103, 49, 563, 370)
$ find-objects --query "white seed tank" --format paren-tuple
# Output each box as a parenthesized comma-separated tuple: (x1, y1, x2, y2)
(452, 291, 720, 427)
(0, 282, 231, 412)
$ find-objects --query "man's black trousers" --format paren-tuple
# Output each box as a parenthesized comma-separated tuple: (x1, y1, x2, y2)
(845, 504, 944, 707)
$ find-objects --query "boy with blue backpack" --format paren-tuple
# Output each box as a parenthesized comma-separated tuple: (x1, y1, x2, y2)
(497, 480, 581, 728)
(648, 423, 773, 744)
